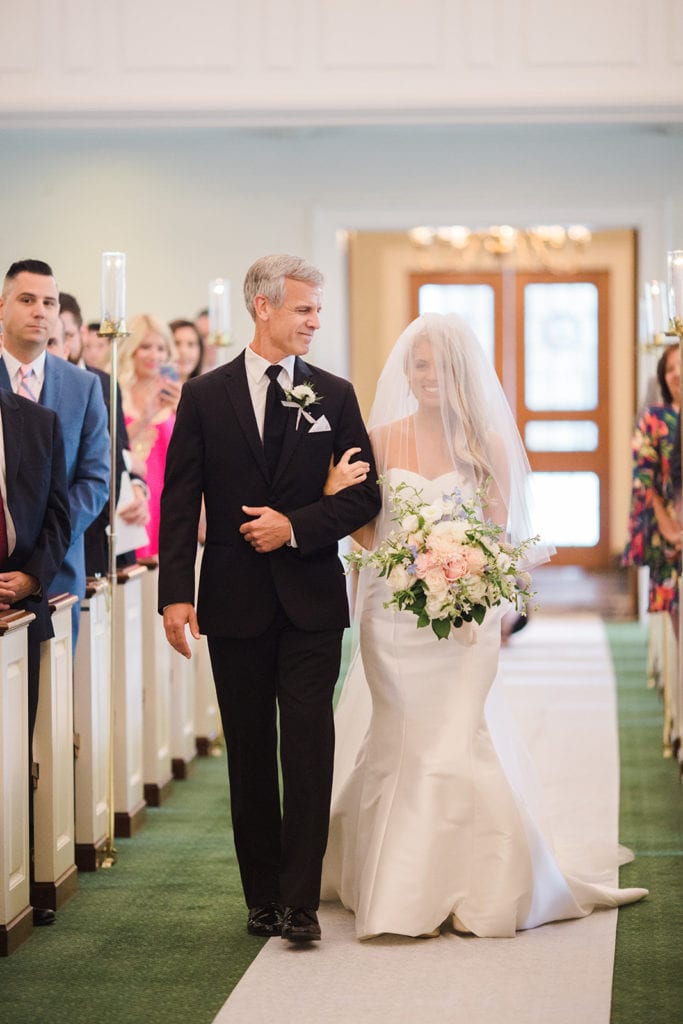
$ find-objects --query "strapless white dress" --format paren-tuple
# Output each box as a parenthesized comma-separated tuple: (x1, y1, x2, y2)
(321, 470, 647, 939)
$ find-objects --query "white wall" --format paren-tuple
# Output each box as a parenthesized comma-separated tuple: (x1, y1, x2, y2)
(0, 123, 681, 366)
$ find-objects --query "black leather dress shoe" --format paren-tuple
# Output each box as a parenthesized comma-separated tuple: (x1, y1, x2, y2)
(247, 903, 283, 937)
(32, 907, 56, 926)
(281, 907, 321, 942)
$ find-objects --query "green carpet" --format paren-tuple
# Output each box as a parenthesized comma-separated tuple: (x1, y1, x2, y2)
(1, 749, 259, 1024)
(1, 631, 355, 1024)
(607, 623, 683, 1024)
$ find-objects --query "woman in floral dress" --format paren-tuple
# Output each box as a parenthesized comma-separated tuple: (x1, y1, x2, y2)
(623, 343, 681, 625)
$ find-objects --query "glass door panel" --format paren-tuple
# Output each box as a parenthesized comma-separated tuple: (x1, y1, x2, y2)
(524, 282, 599, 411)
(410, 270, 611, 567)
(411, 272, 504, 382)
(418, 283, 496, 364)
(517, 272, 610, 567)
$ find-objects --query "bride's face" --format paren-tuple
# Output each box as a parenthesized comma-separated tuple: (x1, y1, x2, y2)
(407, 338, 441, 409)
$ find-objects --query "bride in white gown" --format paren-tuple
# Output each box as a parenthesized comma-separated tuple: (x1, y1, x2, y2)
(320, 312, 647, 940)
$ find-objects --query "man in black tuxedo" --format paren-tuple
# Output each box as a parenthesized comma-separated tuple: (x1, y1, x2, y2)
(0, 387, 71, 925)
(159, 255, 380, 943)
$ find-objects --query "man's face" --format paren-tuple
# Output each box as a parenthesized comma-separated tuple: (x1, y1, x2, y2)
(0, 271, 60, 360)
(47, 317, 68, 359)
(258, 278, 322, 360)
(61, 310, 83, 363)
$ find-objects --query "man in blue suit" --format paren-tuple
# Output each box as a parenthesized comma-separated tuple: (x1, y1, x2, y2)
(0, 259, 109, 648)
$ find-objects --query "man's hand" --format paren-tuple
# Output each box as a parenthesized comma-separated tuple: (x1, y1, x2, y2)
(163, 602, 200, 659)
(0, 571, 40, 610)
(118, 482, 151, 526)
(240, 506, 291, 553)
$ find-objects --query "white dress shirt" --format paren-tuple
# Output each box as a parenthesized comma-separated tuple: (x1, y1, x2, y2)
(244, 346, 295, 440)
(2, 348, 47, 399)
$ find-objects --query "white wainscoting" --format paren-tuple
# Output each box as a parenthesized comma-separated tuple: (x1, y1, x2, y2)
(0, 1, 681, 125)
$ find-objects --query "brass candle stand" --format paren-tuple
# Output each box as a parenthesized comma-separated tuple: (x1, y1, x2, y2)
(98, 318, 129, 868)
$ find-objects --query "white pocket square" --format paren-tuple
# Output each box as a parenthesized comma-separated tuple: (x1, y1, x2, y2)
(308, 414, 331, 433)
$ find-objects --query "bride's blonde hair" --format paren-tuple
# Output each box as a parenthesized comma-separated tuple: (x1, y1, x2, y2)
(403, 322, 493, 484)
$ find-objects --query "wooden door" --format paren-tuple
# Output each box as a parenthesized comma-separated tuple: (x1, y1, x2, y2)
(411, 270, 611, 568)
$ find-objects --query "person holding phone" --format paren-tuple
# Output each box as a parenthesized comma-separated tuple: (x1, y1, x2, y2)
(118, 314, 180, 557)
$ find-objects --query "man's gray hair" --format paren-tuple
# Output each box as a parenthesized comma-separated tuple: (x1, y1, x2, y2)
(243, 255, 324, 321)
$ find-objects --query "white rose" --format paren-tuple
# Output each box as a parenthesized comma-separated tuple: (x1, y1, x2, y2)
(425, 593, 449, 619)
(422, 500, 447, 524)
(387, 563, 414, 592)
(427, 519, 469, 554)
(399, 513, 420, 534)
(463, 574, 488, 603)
(290, 384, 316, 406)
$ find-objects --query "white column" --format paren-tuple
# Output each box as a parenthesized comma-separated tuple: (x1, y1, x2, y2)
(194, 634, 220, 755)
(73, 579, 110, 870)
(193, 545, 220, 755)
(33, 594, 79, 911)
(0, 611, 34, 956)
(170, 648, 196, 779)
(139, 560, 173, 806)
(113, 565, 147, 837)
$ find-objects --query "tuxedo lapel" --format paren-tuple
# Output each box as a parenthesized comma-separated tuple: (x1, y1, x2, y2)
(222, 354, 270, 480)
(0, 357, 11, 394)
(0, 390, 22, 495)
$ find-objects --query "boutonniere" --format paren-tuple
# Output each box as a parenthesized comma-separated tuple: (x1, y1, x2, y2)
(281, 382, 322, 429)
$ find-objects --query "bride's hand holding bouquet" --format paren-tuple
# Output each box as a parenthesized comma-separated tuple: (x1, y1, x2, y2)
(348, 478, 539, 640)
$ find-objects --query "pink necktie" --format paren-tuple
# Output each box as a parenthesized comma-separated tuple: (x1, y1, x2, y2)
(19, 364, 38, 402)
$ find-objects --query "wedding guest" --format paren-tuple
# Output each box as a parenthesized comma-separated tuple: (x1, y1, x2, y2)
(196, 307, 219, 372)
(623, 342, 681, 635)
(169, 318, 203, 383)
(82, 322, 110, 369)
(0, 260, 109, 650)
(59, 291, 149, 573)
(159, 255, 380, 944)
(119, 314, 179, 558)
(0, 387, 71, 926)
(46, 316, 68, 358)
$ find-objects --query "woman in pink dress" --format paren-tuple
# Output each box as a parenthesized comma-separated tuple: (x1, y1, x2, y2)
(117, 315, 181, 558)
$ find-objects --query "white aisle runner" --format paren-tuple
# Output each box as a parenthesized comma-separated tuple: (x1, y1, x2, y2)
(215, 615, 624, 1024)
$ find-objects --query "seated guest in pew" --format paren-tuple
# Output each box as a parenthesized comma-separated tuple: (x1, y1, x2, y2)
(0, 387, 71, 926)
(0, 260, 110, 651)
(58, 292, 149, 574)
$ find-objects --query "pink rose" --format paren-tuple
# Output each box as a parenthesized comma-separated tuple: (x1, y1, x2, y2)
(465, 547, 487, 574)
(444, 550, 469, 581)
(415, 551, 439, 579)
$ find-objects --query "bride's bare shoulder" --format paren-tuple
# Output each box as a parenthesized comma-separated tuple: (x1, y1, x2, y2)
(370, 416, 413, 462)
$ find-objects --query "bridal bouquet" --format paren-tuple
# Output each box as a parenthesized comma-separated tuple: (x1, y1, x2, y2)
(348, 480, 538, 640)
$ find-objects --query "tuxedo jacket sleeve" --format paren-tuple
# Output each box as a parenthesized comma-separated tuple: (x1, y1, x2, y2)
(1, 390, 71, 640)
(41, 355, 110, 544)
